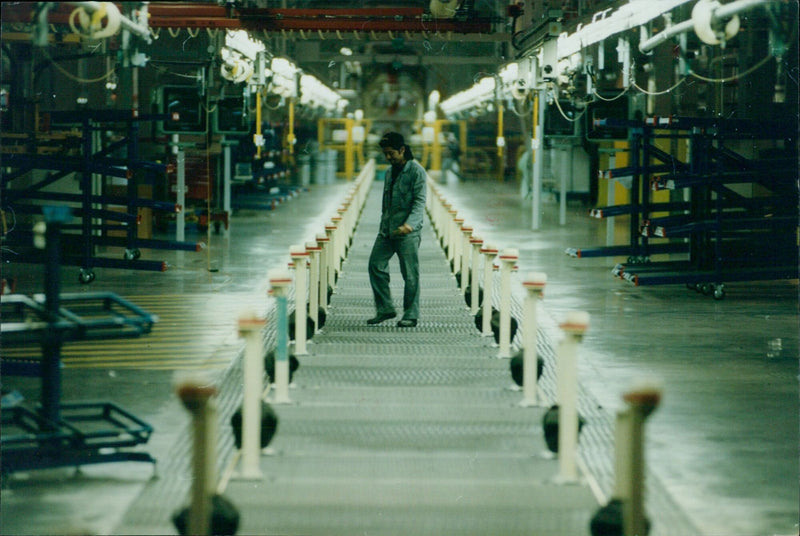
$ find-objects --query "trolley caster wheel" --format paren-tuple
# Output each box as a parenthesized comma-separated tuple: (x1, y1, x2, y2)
(124, 248, 141, 261)
(713, 285, 725, 300)
(699, 283, 713, 296)
(78, 269, 96, 284)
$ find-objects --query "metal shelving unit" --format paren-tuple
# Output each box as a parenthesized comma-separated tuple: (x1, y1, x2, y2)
(1, 109, 203, 283)
(568, 116, 798, 298)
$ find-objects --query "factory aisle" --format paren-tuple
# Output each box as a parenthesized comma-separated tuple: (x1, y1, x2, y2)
(218, 182, 602, 535)
(2, 172, 796, 536)
(114, 178, 698, 536)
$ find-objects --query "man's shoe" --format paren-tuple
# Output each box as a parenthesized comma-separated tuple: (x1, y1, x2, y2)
(396, 319, 417, 328)
(367, 312, 396, 325)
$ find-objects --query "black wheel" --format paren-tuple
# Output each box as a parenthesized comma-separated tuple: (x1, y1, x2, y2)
(124, 248, 141, 261)
(79, 269, 95, 284)
(700, 283, 713, 295)
(713, 285, 725, 300)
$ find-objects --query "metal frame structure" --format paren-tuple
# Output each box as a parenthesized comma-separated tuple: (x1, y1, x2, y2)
(1, 208, 157, 475)
(2, 109, 204, 283)
(568, 116, 797, 298)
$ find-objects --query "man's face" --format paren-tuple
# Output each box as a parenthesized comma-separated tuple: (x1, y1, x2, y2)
(382, 146, 404, 165)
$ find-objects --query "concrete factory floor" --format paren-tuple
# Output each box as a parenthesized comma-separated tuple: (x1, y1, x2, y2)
(2, 169, 797, 536)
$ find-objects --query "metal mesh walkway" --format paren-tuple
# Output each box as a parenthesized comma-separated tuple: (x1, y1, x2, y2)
(115, 178, 698, 536)
(221, 181, 599, 535)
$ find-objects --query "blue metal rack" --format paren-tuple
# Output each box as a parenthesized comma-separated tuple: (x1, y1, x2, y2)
(568, 116, 797, 298)
(1, 207, 157, 475)
(1, 109, 203, 283)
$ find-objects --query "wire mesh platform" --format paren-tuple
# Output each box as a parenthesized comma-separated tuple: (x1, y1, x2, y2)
(115, 179, 698, 536)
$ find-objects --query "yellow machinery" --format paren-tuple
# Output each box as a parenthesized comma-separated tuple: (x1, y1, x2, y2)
(317, 117, 371, 180)
(416, 119, 466, 173)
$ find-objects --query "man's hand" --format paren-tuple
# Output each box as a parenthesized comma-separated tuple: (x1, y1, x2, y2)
(394, 223, 413, 235)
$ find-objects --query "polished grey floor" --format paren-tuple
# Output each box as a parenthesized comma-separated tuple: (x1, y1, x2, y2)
(1, 170, 797, 536)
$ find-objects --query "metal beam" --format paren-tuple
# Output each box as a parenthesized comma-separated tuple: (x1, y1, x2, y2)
(2, 3, 496, 36)
(301, 53, 504, 66)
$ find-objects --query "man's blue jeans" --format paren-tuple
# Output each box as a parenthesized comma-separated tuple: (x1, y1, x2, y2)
(368, 232, 421, 321)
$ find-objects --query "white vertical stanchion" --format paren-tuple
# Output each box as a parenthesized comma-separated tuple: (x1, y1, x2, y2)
(520, 272, 547, 407)
(269, 269, 293, 404)
(460, 225, 473, 295)
(289, 245, 309, 356)
(532, 89, 546, 231)
(325, 222, 337, 290)
(469, 235, 484, 314)
(497, 248, 518, 358)
(316, 232, 330, 312)
(176, 379, 218, 536)
(306, 241, 320, 332)
(331, 214, 343, 272)
(440, 203, 450, 250)
(556, 311, 590, 483)
(621, 383, 662, 536)
(453, 217, 464, 277)
(446, 208, 457, 265)
(338, 204, 350, 253)
(173, 134, 186, 243)
(480, 244, 498, 337)
(235, 313, 265, 479)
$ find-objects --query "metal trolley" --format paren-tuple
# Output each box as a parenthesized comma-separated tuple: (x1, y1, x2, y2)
(1, 207, 158, 475)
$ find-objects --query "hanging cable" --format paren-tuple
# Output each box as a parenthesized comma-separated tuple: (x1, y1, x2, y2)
(41, 48, 116, 83)
(688, 52, 774, 83)
(632, 76, 688, 96)
(592, 85, 631, 102)
(549, 84, 587, 122)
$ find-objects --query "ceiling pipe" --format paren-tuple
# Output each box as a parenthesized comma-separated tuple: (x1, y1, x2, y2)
(639, 0, 781, 53)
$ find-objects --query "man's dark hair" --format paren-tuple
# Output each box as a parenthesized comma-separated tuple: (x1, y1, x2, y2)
(380, 131, 414, 160)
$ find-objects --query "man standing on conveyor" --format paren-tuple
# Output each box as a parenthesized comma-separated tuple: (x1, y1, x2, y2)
(367, 132, 427, 328)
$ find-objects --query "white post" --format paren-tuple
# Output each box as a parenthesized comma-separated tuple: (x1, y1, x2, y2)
(469, 236, 484, 314)
(332, 214, 344, 272)
(176, 379, 218, 536)
(290, 244, 309, 356)
(460, 224, 473, 295)
(497, 248, 519, 358)
(269, 269, 293, 404)
(556, 311, 590, 483)
(173, 134, 186, 242)
(325, 222, 337, 290)
(480, 244, 498, 337)
(520, 272, 547, 407)
(621, 383, 662, 536)
(306, 241, 320, 332)
(447, 208, 458, 266)
(235, 313, 265, 479)
(316, 232, 330, 312)
(453, 217, 464, 276)
(532, 89, 546, 231)
(338, 205, 349, 254)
